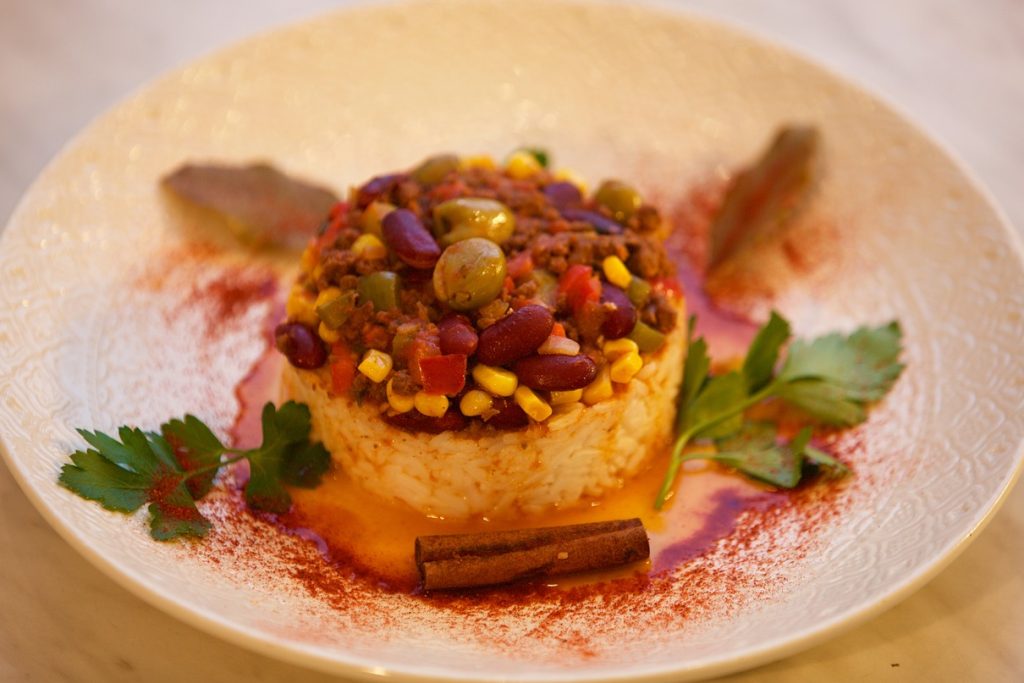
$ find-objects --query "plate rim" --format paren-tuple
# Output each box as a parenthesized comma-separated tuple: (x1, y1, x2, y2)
(1, 0, 1023, 680)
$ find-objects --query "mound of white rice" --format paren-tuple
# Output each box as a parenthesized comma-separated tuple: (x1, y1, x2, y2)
(281, 302, 686, 519)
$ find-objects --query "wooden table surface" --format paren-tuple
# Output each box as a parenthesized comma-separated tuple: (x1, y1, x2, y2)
(1, 1, 1022, 681)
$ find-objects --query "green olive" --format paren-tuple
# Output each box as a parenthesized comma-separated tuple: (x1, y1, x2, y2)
(433, 198, 516, 246)
(411, 154, 460, 185)
(594, 180, 642, 222)
(433, 238, 507, 311)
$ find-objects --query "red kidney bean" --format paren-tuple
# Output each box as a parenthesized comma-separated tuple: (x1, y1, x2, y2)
(438, 313, 479, 356)
(355, 173, 404, 208)
(275, 322, 327, 369)
(382, 209, 441, 269)
(600, 284, 637, 339)
(543, 181, 583, 209)
(385, 407, 467, 434)
(485, 397, 530, 430)
(561, 208, 623, 235)
(476, 304, 554, 366)
(514, 354, 598, 391)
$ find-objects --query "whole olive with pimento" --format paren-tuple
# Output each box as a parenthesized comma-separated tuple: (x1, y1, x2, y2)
(275, 151, 679, 432)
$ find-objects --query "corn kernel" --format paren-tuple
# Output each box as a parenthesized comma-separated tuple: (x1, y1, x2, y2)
(505, 150, 542, 179)
(300, 244, 318, 273)
(459, 154, 497, 171)
(459, 389, 494, 417)
(318, 322, 341, 344)
(553, 168, 589, 195)
(315, 287, 342, 309)
(357, 349, 393, 383)
(610, 351, 643, 383)
(472, 364, 518, 397)
(537, 335, 580, 356)
(351, 233, 387, 260)
(603, 338, 639, 360)
(602, 255, 632, 289)
(386, 378, 415, 413)
(359, 201, 394, 237)
(549, 389, 583, 405)
(582, 367, 613, 405)
(514, 386, 553, 422)
(414, 391, 449, 417)
(286, 289, 319, 327)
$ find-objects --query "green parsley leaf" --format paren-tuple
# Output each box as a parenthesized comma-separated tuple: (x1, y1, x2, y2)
(688, 423, 811, 488)
(778, 322, 904, 401)
(677, 315, 711, 430)
(60, 428, 211, 539)
(162, 415, 226, 498)
(656, 312, 903, 509)
(244, 401, 326, 514)
(741, 311, 791, 393)
(147, 484, 212, 541)
(59, 401, 330, 540)
(804, 443, 851, 478)
(773, 379, 866, 427)
(522, 148, 550, 168)
(683, 372, 747, 439)
(279, 440, 331, 488)
(59, 446, 153, 512)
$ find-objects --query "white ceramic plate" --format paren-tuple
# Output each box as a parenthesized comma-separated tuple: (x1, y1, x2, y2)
(1, 1, 1023, 680)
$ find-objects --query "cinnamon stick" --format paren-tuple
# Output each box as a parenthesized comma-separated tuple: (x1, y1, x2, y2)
(415, 518, 649, 591)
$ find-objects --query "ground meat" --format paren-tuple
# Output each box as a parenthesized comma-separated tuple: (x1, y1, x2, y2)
(389, 369, 419, 395)
(626, 234, 672, 279)
(653, 293, 678, 331)
(287, 161, 682, 425)
(510, 279, 539, 301)
(396, 180, 422, 210)
(635, 205, 662, 234)
(363, 321, 391, 350)
(641, 289, 679, 333)
(354, 256, 389, 276)
(397, 276, 438, 314)
(531, 233, 630, 273)
(336, 274, 359, 291)
(318, 248, 359, 288)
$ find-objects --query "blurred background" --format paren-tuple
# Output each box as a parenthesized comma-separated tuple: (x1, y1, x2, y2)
(1, 1, 1022, 681)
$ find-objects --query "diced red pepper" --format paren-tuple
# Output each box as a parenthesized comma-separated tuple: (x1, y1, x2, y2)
(419, 354, 468, 396)
(503, 275, 516, 294)
(558, 264, 602, 314)
(316, 201, 350, 251)
(551, 322, 566, 337)
(507, 251, 534, 282)
(329, 342, 357, 394)
(407, 332, 442, 384)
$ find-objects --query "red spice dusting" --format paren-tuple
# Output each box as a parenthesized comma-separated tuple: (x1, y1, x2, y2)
(182, 264, 277, 335)
(165, 432, 216, 499)
(147, 176, 869, 663)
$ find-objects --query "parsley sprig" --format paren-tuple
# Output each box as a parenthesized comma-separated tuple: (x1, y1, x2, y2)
(656, 312, 903, 508)
(59, 401, 330, 540)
